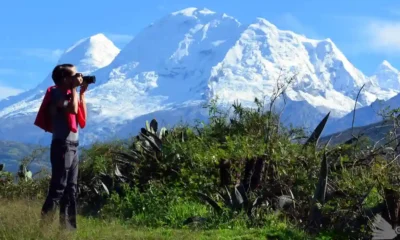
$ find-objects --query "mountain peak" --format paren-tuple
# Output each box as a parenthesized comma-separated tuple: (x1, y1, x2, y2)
(253, 17, 278, 29)
(377, 60, 398, 73)
(58, 33, 120, 74)
(64, 33, 109, 53)
(168, 8, 238, 23)
(372, 60, 400, 90)
(322, 38, 333, 43)
(1, 8, 400, 146)
(171, 7, 216, 17)
(89, 33, 108, 40)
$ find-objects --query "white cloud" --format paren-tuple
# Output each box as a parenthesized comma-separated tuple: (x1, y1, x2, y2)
(330, 15, 400, 56)
(363, 19, 400, 54)
(0, 85, 23, 100)
(20, 48, 64, 62)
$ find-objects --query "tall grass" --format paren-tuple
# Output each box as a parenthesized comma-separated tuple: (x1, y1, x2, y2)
(0, 200, 313, 240)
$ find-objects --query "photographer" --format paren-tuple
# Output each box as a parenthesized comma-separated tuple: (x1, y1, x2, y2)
(38, 63, 88, 230)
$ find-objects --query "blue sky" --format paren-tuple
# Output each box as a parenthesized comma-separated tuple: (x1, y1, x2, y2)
(1, 0, 400, 98)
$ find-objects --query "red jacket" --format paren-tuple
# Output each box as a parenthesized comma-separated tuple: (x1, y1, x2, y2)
(34, 86, 86, 133)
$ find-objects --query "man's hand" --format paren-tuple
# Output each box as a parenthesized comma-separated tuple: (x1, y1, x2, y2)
(66, 74, 82, 114)
(71, 74, 83, 89)
(80, 83, 88, 96)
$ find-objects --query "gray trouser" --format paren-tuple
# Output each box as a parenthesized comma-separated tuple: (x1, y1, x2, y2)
(41, 139, 79, 230)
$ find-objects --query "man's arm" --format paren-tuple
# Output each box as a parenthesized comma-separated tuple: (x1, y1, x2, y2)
(80, 90, 87, 120)
(67, 87, 79, 114)
(53, 87, 79, 115)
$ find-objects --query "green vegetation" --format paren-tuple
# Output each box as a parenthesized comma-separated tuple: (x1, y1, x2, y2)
(0, 200, 309, 240)
(0, 140, 47, 172)
(1, 96, 400, 239)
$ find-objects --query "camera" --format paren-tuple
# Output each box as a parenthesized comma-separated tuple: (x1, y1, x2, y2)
(82, 75, 96, 85)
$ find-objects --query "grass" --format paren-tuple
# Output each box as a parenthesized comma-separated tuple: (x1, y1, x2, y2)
(0, 199, 313, 240)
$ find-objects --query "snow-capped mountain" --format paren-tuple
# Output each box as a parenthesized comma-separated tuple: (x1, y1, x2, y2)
(0, 33, 120, 113)
(371, 60, 400, 91)
(58, 33, 120, 75)
(324, 89, 400, 136)
(0, 7, 399, 145)
(324, 61, 400, 135)
(0, 33, 120, 145)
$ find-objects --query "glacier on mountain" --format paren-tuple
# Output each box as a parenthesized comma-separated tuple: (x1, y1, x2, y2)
(0, 33, 120, 115)
(0, 7, 399, 145)
(371, 60, 400, 91)
(324, 60, 400, 135)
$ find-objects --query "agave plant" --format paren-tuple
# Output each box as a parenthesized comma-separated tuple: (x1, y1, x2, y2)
(133, 119, 168, 157)
(194, 183, 294, 225)
(196, 184, 256, 216)
(303, 111, 331, 148)
(0, 163, 10, 183)
(110, 119, 172, 188)
(195, 155, 295, 221)
(17, 163, 32, 182)
(303, 112, 391, 231)
(194, 110, 335, 224)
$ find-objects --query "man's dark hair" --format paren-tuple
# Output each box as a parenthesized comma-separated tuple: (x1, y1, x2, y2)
(52, 63, 75, 86)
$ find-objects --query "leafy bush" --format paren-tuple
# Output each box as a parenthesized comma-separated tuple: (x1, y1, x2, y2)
(100, 181, 209, 228)
(2, 96, 400, 239)
(0, 160, 49, 200)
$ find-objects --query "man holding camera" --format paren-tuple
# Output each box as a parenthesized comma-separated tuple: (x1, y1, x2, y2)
(38, 63, 88, 231)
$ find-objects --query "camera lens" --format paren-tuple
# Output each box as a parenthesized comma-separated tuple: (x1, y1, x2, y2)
(82, 76, 96, 84)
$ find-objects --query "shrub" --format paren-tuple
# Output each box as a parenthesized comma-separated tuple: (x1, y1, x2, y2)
(2, 97, 400, 239)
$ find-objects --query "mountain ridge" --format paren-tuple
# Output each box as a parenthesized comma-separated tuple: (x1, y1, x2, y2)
(0, 33, 120, 118)
(0, 7, 399, 145)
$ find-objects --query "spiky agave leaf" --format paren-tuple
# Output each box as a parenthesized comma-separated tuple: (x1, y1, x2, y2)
(304, 111, 330, 147)
(25, 170, 32, 180)
(289, 188, 295, 209)
(112, 151, 140, 163)
(183, 216, 207, 226)
(217, 190, 231, 207)
(145, 120, 151, 133)
(141, 128, 163, 149)
(159, 127, 167, 140)
(276, 195, 294, 210)
(100, 181, 109, 195)
(17, 164, 32, 181)
(134, 136, 142, 151)
(247, 197, 264, 219)
(139, 138, 152, 151)
(140, 145, 160, 162)
(140, 132, 162, 152)
(236, 184, 248, 206)
(196, 192, 223, 214)
(233, 185, 244, 210)
(250, 157, 264, 190)
(242, 158, 255, 191)
(315, 151, 328, 203)
(224, 185, 233, 207)
(219, 159, 231, 187)
(308, 150, 329, 225)
(150, 119, 158, 133)
(114, 164, 126, 183)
